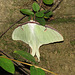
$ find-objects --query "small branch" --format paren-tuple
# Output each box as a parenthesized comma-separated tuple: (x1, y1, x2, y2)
(44, 0, 63, 14)
(52, 0, 63, 11)
(0, 15, 26, 38)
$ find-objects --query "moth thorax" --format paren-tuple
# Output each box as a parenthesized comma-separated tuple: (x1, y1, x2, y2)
(28, 23, 36, 33)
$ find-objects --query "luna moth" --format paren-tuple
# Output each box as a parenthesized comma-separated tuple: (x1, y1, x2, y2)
(12, 20, 64, 62)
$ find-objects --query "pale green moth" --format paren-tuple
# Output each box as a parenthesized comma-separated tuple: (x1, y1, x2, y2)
(12, 20, 64, 62)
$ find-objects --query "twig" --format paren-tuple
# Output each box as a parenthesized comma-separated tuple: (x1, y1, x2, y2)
(43, 0, 63, 14)
(0, 15, 26, 38)
(44, 0, 59, 14)
(52, 0, 63, 11)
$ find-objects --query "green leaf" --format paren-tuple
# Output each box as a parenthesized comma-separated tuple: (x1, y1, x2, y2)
(14, 50, 36, 63)
(30, 66, 45, 75)
(44, 11, 53, 18)
(35, 17, 46, 25)
(43, 0, 53, 4)
(32, 2, 40, 12)
(35, 11, 44, 17)
(20, 9, 34, 15)
(30, 66, 37, 75)
(0, 56, 15, 74)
